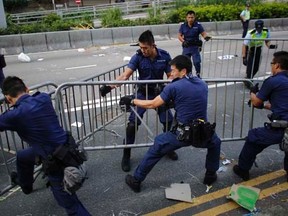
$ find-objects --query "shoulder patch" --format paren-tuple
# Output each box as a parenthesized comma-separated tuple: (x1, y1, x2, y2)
(262, 28, 268, 32)
(250, 29, 256, 34)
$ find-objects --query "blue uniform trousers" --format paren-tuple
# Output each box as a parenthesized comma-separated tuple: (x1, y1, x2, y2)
(126, 91, 173, 144)
(16, 148, 91, 216)
(134, 131, 221, 182)
(183, 46, 201, 75)
(238, 126, 288, 172)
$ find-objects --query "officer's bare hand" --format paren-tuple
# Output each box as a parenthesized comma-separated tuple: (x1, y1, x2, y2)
(99, 85, 112, 97)
(269, 44, 277, 49)
(242, 57, 248, 66)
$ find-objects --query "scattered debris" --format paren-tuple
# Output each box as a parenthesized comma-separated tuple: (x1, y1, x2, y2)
(77, 48, 85, 52)
(100, 46, 109, 50)
(37, 58, 44, 61)
(99, 54, 105, 57)
(206, 185, 212, 193)
(165, 183, 193, 203)
(18, 52, 31, 62)
(227, 184, 260, 212)
(123, 56, 131, 61)
(71, 122, 83, 127)
(222, 159, 231, 165)
(217, 166, 227, 173)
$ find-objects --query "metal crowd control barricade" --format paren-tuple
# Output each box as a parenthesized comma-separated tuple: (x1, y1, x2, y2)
(201, 38, 288, 79)
(54, 78, 269, 151)
(0, 82, 57, 195)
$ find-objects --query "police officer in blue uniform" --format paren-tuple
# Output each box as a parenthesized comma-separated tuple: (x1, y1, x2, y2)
(119, 55, 221, 192)
(242, 20, 277, 80)
(100, 30, 177, 172)
(0, 76, 91, 215)
(178, 10, 211, 78)
(234, 51, 288, 181)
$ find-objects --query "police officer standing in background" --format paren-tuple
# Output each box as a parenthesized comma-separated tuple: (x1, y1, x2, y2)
(100, 30, 177, 172)
(120, 55, 221, 192)
(234, 51, 288, 182)
(178, 10, 211, 78)
(242, 20, 277, 80)
(240, 2, 251, 38)
(0, 76, 91, 215)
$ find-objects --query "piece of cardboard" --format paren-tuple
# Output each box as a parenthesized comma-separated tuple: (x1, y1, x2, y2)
(228, 184, 260, 212)
(165, 183, 193, 203)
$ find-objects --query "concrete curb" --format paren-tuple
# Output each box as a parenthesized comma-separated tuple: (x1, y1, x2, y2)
(1, 18, 288, 55)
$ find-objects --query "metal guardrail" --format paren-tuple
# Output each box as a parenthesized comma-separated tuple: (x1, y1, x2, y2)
(54, 79, 264, 151)
(10, 0, 175, 25)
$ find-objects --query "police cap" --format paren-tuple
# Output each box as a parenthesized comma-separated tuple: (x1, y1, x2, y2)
(255, 20, 264, 30)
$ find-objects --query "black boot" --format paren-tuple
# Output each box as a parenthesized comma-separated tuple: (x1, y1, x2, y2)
(233, 165, 250, 181)
(121, 148, 131, 172)
(125, 174, 141, 193)
(10, 171, 33, 194)
(203, 170, 217, 185)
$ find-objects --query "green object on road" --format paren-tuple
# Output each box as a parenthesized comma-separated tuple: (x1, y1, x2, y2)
(228, 184, 260, 212)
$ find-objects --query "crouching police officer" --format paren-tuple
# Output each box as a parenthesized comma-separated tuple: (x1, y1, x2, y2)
(234, 51, 288, 182)
(119, 55, 221, 192)
(0, 76, 91, 215)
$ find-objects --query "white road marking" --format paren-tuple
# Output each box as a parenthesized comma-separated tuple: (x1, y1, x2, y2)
(65, 64, 97, 70)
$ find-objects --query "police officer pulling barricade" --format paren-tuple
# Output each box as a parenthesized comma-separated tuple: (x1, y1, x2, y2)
(99, 30, 177, 173)
(0, 76, 91, 215)
(178, 10, 212, 78)
(119, 55, 221, 193)
(242, 20, 277, 81)
(234, 51, 288, 182)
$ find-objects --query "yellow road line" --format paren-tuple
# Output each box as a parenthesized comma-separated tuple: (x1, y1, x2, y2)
(194, 182, 288, 216)
(144, 169, 286, 216)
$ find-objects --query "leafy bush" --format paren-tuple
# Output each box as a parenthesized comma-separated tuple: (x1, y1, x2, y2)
(100, 8, 123, 27)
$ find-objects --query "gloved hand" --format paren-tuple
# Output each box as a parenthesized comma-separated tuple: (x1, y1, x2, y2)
(269, 44, 277, 49)
(182, 41, 190, 48)
(99, 85, 112, 97)
(249, 83, 260, 94)
(119, 95, 135, 111)
(243, 57, 248, 66)
(204, 36, 212, 41)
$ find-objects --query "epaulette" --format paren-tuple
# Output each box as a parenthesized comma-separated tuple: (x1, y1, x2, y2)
(262, 28, 268, 32)
(250, 29, 256, 34)
(32, 91, 41, 97)
(172, 77, 180, 82)
(136, 49, 143, 56)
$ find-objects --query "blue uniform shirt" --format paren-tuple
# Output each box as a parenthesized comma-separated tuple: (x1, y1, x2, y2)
(0, 92, 67, 158)
(128, 48, 172, 80)
(257, 71, 288, 121)
(179, 21, 205, 54)
(160, 76, 208, 124)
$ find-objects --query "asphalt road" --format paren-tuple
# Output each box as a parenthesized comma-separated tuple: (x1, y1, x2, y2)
(0, 31, 288, 216)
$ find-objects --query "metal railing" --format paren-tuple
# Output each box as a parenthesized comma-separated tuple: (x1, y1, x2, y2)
(10, 0, 175, 25)
(201, 38, 288, 79)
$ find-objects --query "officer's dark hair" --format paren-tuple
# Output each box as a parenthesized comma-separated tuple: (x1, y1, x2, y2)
(273, 51, 288, 70)
(2, 76, 27, 97)
(138, 30, 155, 46)
(169, 55, 192, 74)
(186, 10, 196, 16)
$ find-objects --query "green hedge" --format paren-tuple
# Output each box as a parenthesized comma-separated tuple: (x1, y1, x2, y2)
(1, 2, 288, 35)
